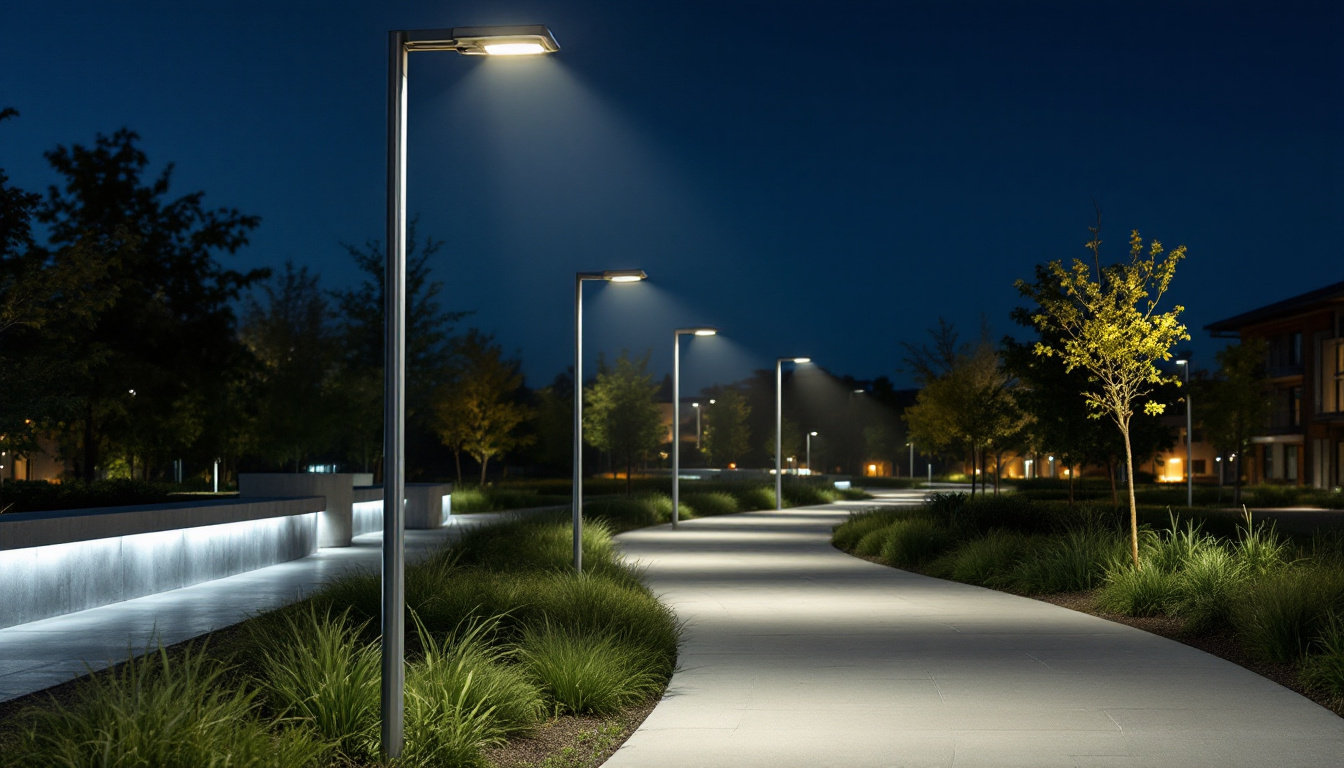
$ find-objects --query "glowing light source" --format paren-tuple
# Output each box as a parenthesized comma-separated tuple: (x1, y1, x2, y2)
(694, 329, 718, 336)
(603, 270, 647, 283)
(484, 42, 547, 55)
(794, 357, 812, 363)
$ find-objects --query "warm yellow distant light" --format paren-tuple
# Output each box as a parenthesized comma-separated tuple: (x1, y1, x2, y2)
(484, 42, 547, 55)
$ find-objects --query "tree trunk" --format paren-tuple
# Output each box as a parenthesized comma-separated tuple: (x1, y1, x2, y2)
(1233, 441, 1244, 506)
(82, 401, 98, 482)
(479, 455, 489, 487)
(1108, 458, 1118, 505)
(625, 454, 632, 495)
(1122, 424, 1140, 569)
(1068, 462, 1075, 507)
(454, 449, 463, 486)
(994, 450, 1002, 495)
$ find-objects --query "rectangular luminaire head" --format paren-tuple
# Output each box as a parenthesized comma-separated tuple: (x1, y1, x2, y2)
(793, 357, 811, 364)
(450, 25, 560, 55)
(603, 269, 647, 283)
(693, 328, 718, 336)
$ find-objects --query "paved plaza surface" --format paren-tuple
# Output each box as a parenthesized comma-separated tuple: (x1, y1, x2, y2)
(0, 512, 520, 703)
(608, 490, 1344, 768)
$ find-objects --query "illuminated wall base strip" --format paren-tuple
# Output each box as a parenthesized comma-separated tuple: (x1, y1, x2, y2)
(0, 512, 318, 629)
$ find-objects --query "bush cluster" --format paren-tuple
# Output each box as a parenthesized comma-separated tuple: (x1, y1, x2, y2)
(0, 479, 174, 514)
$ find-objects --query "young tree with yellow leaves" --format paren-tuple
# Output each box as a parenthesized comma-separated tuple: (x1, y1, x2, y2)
(1018, 223, 1189, 568)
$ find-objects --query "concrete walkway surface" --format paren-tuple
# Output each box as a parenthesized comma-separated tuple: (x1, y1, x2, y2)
(0, 511, 520, 703)
(608, 490, 1344, 768)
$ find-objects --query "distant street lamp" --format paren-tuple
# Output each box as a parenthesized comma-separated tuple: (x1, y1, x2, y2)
(673, 327, 718, 529)
(574, 270, 647, 570)
(776, 357, 811, 509)
(908, 442, 914, 480)
(806, 431, 818, 474)
(1048, 455, 1055, 478)
(1176, 357, 1193, 508)
(383, 23, 558, 760)
(1216, 455, 1223, 488)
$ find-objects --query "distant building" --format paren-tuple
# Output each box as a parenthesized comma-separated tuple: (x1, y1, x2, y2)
(1206, 280, 1344, 488)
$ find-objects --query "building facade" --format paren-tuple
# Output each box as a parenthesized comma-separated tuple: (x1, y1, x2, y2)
(1206, 280, 1344, 489)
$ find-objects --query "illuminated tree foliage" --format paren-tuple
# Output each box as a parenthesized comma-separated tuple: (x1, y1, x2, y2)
(701, 388, 751, 467)
(584, 350, 662, 494)
(1019, 224, 1188, 568)
(432, 330, 534, 486)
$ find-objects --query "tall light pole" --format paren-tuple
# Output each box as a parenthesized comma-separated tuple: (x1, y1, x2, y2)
(1177, 357, 1192, 508)
(908, 442, 915, 480)
(384, 24, 557, 760)
(776, 357, 811, 509)
(807, 431, 818, 474)
(673, 327, 717, 529)
(574, 270, 647, 571)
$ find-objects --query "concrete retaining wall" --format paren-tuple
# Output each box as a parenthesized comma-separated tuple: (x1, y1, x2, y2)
(0, 497, 322, 629)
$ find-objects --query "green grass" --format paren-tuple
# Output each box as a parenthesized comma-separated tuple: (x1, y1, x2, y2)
(1096, 564, 1180, 616)
(926, 530, 1041, 587)
(1301, 612, 1344, 699)
(2, 646, 329, 768)
(519, 626, 665, 716)
(682, 491, 739, 517)
(877, 518, 955, 568)
(1010, 529, 1123, 594)
(1231, 565, 1344, 663)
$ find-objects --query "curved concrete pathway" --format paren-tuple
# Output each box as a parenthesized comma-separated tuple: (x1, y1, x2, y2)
(609, 491, 1344, 768)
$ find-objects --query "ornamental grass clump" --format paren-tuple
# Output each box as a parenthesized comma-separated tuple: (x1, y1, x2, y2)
(683, 491, 739, 518)
(519, 625, 664, 716)
(1096, 562, 1180, 616)
(1233, 510, 1292, 575)
(2, 646, 328, 768)
(927, 530, 1041, 587)
(1010, 529, 1122, 594)
(1301, 612, 1344, 700)
(254, 607, 380, 761)
(878, 518, 955, 569)
(1231, 565, 1344, 663)
(1169, 547, 1247, 632)
(735, 485, 779, 511)
(833, 507, 908, 552)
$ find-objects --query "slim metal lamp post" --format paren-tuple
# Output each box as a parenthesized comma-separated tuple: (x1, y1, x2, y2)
(573, 270, 647, 571)
(908, 442, 914, 480)
(384, 24, 558, 760)
(776, 357, 811, 509)
(673, 328, 717, 529)
(807, 431, 817, 473)
(1177, 358, 1193, 507)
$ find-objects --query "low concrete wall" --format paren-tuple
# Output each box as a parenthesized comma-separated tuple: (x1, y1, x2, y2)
(0, 497, 322, 629)
(239, 474, 355, 547)
(351, 483, 452, 534)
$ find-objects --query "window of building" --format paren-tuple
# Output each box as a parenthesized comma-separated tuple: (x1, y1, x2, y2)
(1291, 387, 1303, 426)
(1286, 444, 1300, 482)
(1264, 446, 1275, 479)
(1192, 459, 1207, 475)
(1291, 332, 1303, 366)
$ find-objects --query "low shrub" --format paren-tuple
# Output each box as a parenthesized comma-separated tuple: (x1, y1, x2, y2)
(519, 626, 664, 716)
(2, 646, 329, 768)
(1232, 565, 1344, 663)
(1301, 613, 1344, 700)
(832, 508, 908, 552)
(1250, 484, 1306, 508)
(586, 497, 664, 534)
(1096, 564, 1180, 617)
(878, 518, 955, 569)
(254, 607, 380, 761)
(782, 483, 834, 507)
(1234, 512, 1293, 574)
(927, 531, 1040, 587)
(1011, 529, 1123, 594)
(1170, 547, 1247, 632)
(735, 486, 779, 511)
(0, 478, 174, 514)
(682, 491, 739, 518)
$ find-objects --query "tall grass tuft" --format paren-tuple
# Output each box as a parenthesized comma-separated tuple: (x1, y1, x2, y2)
(1170, 547, 1247, 632)
(1011, 529, 1123, 594)
(254, 606, 380, 761)
(1096, 564, 1180, 616)
(1301, 612, 1344, 700)
(410, 614, 544, 741)
(878, 518, 954, 568)
(3, 646, 329, 768)
(683, 491, 740, 518)
(1232, 565, 1344, 663)
(1234, 509, 1292, 574)
(833, 508, 907, 552)
(736, 486, 779, 511)
(927, 531, 1039, 587)
(519, 625, 664, 715)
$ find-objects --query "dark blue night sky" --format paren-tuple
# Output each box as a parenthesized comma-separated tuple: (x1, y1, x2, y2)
(3, 1, 1341, 393)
